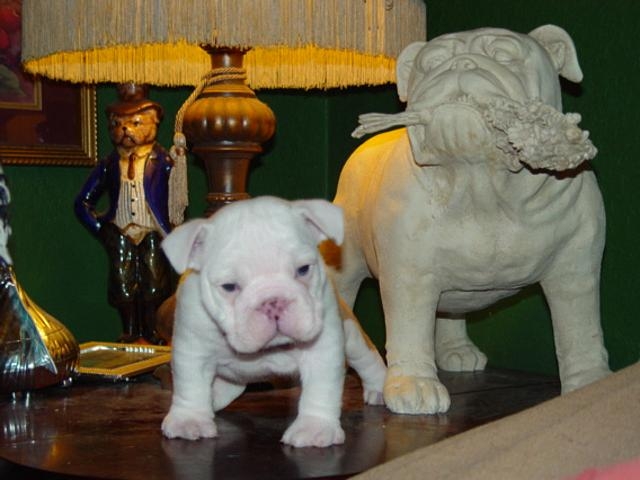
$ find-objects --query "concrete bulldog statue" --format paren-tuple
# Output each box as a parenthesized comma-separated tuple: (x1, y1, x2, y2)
(161, 196, 385, 447)
(333, 25, 610, 415)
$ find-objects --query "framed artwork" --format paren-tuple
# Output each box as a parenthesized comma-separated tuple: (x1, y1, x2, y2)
(0, 0, 97, 166)
(76, 342, 172, 381)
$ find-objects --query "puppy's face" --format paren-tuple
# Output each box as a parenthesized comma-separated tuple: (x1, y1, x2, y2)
(201, 216, 326, 353)
(163, 197, 344, 354)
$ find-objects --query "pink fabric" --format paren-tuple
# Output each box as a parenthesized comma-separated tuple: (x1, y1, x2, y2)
(569, 457, 640, 480)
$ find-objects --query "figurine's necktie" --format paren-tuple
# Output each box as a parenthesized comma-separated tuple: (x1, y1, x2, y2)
(127, 153, 136, 180)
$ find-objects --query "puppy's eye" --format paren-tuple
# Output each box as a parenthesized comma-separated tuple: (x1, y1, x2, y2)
(221, 283, 239, 293)
(296, 265, 311, 277)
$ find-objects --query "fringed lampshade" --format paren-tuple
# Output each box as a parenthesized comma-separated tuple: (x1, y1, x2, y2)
(21, 0, 427, 213)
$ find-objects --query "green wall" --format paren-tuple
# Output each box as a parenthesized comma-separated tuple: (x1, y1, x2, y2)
(3, 0, 639, 377)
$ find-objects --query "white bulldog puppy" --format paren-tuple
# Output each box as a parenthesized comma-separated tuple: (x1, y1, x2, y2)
(334, 25, 610, 415)
(161, 196, 386, 447)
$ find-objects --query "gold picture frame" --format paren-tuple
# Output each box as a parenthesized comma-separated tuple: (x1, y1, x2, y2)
(76, 342, 172, 381)
(0, 77, 41, 111)
(0, 0, 97, 166)
(0, 82, 97, 166)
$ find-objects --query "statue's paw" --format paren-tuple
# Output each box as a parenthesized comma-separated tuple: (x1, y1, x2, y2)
(436, 342, 488, 372)
(561, 366, 611, 394)
(281, 415, 345, 448)
(383, 374, 450, 414)
(161, 407, 217, 440)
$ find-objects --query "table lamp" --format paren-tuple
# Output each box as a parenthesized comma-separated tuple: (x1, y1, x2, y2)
(20, 0, 426, 215)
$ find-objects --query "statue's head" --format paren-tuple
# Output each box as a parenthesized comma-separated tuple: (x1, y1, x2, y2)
(106, 83, 163, 150)
(387, 25, 593, 171)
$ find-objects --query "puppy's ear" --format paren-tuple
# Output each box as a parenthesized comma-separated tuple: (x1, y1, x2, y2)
(397, 41, 427, 102)
(292, 200, 344, 246)
(529, 25, 583, 83)
(161, 218, 209, 273)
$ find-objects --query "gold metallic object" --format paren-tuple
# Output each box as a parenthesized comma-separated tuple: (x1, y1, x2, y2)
(0, 264, 79, 394)
(76, 342, 171, 381)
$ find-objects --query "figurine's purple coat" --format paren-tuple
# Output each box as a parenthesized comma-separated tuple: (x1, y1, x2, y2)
(74, 143, 173, 236)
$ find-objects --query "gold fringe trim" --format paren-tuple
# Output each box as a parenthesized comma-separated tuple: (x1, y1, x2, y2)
(24, 43, 399, 89)
(22, 0, 426, 89)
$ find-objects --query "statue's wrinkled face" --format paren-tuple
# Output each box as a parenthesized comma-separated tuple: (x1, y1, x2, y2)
(352, 26, 588, 171)
(108, 109, 159, 149)
(406, 28, 561, 112)
(399, 28, 579, 167)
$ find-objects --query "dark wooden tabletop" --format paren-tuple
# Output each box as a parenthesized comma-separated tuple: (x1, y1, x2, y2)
(0, 368, 559, 480)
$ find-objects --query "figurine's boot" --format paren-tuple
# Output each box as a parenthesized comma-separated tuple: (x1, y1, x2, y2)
(141, 299, 163, 345)
(117, 303, 140, 343)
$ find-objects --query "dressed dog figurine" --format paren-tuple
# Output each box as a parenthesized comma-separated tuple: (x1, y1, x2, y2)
(75, 84, 178, 343)
(333, 25, 610, 415)
(161, 196, 385, 447)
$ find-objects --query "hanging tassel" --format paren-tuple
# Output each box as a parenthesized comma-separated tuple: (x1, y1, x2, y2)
(168, 132, 189, 227)
(168, 67, 248, 226)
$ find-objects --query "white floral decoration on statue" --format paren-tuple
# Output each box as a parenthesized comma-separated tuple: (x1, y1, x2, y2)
(485, 99, 598, 172)
(352, 97, 597, 173)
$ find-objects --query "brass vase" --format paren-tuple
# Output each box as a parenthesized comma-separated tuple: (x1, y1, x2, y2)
(0, 261, 79, 395)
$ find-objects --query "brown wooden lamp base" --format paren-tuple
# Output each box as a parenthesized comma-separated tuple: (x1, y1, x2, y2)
(181, 47, 276, 216)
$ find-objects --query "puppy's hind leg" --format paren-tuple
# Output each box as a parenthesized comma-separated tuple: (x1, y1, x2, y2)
(212, 377, 246, 412)
(341, 299, 386, 406)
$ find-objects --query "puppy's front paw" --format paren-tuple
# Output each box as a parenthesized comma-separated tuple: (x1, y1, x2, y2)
(281, 415, 345, 448)
(162, 407, 217, 440)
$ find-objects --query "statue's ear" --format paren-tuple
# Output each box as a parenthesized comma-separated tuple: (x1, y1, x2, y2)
(529, 25, 583, 83)
(396, 41, 427, 102)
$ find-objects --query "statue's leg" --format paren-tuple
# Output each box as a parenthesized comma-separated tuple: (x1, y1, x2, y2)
(103, 223, 139, 342)
(435, 315, 487, 372)
(541, 273, 610, 393)
(380, 271, 450, 415)
(139, 231, 173, 343)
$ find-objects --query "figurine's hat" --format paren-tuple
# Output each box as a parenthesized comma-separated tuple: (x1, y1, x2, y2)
(105, 83, 164, 120)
